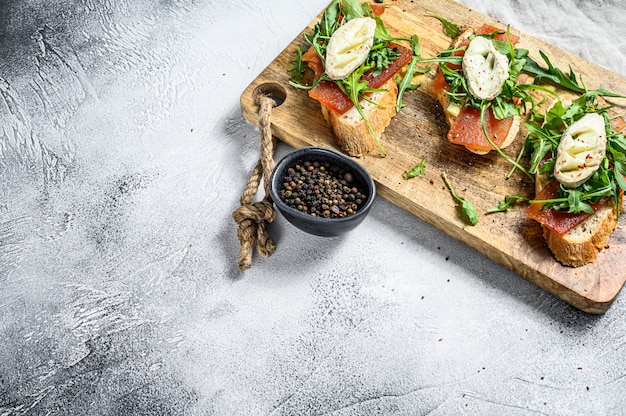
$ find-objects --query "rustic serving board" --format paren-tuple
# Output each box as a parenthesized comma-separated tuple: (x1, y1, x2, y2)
(240, 0, 626, 313)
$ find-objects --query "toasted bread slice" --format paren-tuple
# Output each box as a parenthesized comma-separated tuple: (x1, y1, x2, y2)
(434, 28, 521, 155)
(542, 197, 621, 267)
(320, 77, 398, 157)
(536, 108, 625, 267)
(536, 171, 624, 267)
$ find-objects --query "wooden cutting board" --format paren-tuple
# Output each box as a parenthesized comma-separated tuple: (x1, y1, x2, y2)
(240, 0, 626, 313)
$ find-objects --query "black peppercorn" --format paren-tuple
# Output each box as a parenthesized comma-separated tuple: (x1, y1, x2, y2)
(278, 159, 367, 218)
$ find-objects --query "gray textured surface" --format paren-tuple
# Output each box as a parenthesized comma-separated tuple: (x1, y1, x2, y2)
(1, 0, 625, 415)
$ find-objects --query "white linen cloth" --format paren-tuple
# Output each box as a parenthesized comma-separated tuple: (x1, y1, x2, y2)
(459, 0, 625, 77)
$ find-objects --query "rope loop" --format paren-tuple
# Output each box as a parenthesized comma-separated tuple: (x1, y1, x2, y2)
(232, 94, 277, 271)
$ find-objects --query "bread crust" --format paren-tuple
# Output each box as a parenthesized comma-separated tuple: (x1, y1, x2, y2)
(539, 180, 623, 267)
(321, 78, 398, 157)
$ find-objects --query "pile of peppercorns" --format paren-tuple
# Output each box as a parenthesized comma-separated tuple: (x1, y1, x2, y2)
(277, 159, 367, 218)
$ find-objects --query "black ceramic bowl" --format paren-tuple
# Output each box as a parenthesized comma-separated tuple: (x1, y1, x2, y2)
(269, 146, 376, 237)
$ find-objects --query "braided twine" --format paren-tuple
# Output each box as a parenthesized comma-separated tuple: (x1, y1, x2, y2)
(232, 94, 277, 271)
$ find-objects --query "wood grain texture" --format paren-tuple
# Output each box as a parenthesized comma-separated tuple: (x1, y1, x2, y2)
(240, 0, 626, 313)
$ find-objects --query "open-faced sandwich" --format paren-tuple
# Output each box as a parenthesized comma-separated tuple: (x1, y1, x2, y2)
(432, 24, 526, 155)
(289, 0, 420, 157)
(524, 93, 626, 267)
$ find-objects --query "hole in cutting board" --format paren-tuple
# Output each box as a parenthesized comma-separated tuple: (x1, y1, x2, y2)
(253, 82, 287, 107)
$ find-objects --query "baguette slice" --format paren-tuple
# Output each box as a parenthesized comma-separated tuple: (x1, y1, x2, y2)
(536, 172, 624, 267)
(320, 77, 398, 157)
(434, 28, 521, 155)
(535, 109, 625, 267)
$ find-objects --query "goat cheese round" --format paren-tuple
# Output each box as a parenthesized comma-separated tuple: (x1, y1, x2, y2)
(325, 17, 376, 80)
(554, 112, 607, 189)
(462, 36, 509, 101)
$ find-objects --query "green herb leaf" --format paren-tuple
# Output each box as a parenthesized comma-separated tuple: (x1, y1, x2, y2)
(427, 12, 461, 38)
(336, 64, 388, 156)
(486, 194, 528, 213)
(367, 42, 402, 77)
(567, 189, 595, 214)
(340, 0, 365, 20)
(318, 0, 340, 38)
(395, 35, 429, 112)
(403, 157, 426, 179)
(460, 199, 480, 225)
(288, 46, 306, 83)
(614, 162, 626, 190)
(478, 101, 531, 178)
(442, 171, 479, 225)
(523, 51, 585, 94)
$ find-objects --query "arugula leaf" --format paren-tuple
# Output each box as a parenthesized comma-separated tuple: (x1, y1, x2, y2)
(567, 189, 594, 214)
(491, 96, 518, 120)
(396, 35, 430, 112)
(288, 46, 306, 83)
(438, 59, 467, 105)
(523, 52, 626, 99)
(523, 51, 585, 93)
(486, 194, 528, 214)
(370, 12, 412, 45)
(372, 14, 394, 42)
(609, 129, 626, 155)
(427, 12, 461, 38)
(336, 64, 388, 156)
(614, 161, 626, 190)
(478, 101, 531, 178)
(340, 0, 365, 20)
(403, 157, 426, 179)
(593, 85, 626, 99)
(368, 43, 402, 77)
(442, 171, 479, 225)
(317, 0, 340, 38)
(524, 123, 553, 175)
(530, 182, 612, 215)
